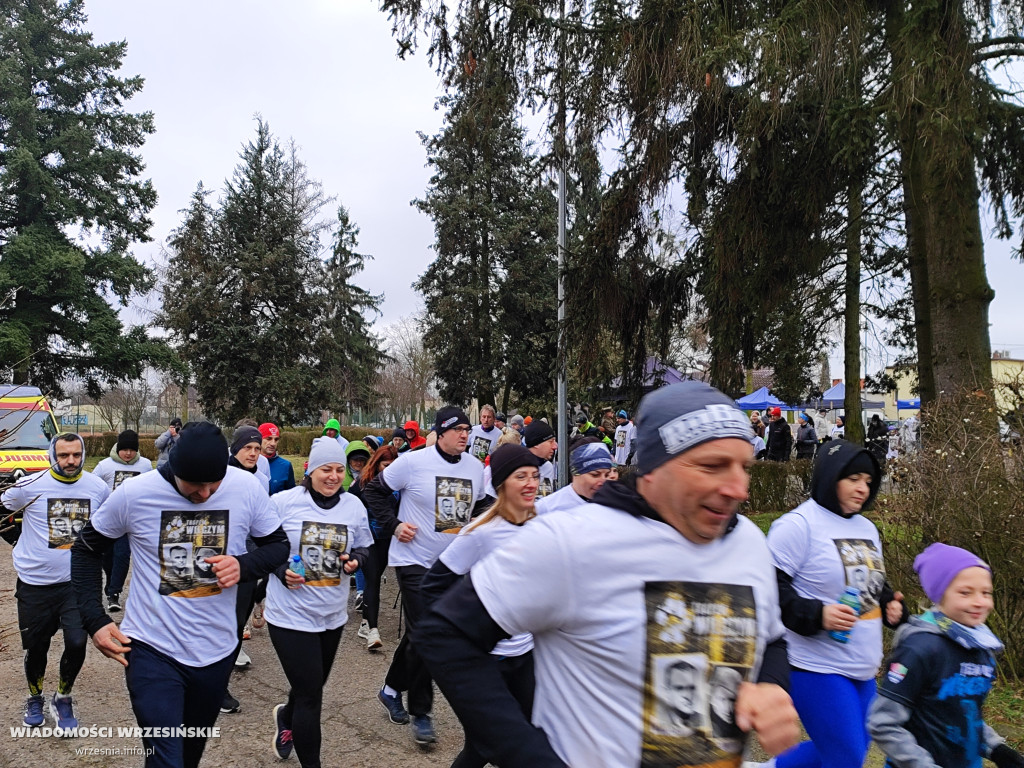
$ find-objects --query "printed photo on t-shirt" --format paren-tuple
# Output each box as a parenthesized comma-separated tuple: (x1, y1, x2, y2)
(300, 521, 348, 587)
(641, 581, 757, 768)
(158, 510, 228, 597)
(616, 430, 627, 448)
(112, 469, 138, 490)
(47, 498, 90, 549)
(834, 538, 885, 618)
(470, 436, 491, 461)
(538, 478, 553, 497)
(435, 477, 473, 533)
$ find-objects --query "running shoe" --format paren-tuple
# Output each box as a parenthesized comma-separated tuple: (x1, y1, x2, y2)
(272, 703, 293, 760)
(377, 687, 409, 725)
(366, 628, 382, 651)
(235, 648, 251, 668)
(411, 714, 437, 745)
(23, 695, 44, 727)
(220, 691, 241, 714)
(106, 593, 122, 612)
(357, 619, 370, 639)
(50, 693, 78, 731)
(252, 601, 266, 629)
(243, 623, 252, 640)
(354, 591, 364, 612)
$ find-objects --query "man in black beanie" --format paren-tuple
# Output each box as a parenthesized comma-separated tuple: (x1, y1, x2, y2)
(91, 429, 154, 612)
(521, 420, 558, 497)
(363, 405, 487, 747)
(71, 421, 289, 767)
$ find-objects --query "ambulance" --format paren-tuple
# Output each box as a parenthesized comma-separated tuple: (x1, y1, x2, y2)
(0, 385, 59, 482)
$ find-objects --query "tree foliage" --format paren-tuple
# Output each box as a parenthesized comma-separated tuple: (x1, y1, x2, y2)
(414, 28, 557, 410)
(0, 0, 164, 396)
(160, 120, 382, 424)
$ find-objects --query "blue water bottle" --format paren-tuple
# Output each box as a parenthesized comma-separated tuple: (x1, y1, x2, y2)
(289, 554, 305, 579)
(828, 586, 861, 644)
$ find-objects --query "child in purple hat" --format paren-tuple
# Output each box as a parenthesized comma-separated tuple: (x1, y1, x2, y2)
(868, 543, 1023, 768)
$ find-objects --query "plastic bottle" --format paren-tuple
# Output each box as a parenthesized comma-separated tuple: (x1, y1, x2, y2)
(289, 554, 305, 579)
(828, 586, 861, 643)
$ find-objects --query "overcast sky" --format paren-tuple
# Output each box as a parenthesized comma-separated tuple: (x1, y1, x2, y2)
(83, 0, 1024, 375)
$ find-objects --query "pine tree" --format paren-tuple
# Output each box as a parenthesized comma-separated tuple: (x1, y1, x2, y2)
(0, 0, 160, 394)
(414, 40, 557, 408)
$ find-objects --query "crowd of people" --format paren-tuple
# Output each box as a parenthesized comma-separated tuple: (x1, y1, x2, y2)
(0, 386, 1019, 768)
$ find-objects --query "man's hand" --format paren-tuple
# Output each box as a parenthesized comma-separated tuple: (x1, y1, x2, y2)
(395, 522, 418, 543)
(92, 622, 132, 667)
(340, 553, 359, 574)
(204, 554, 240, 587)
(734, 682, 800, 755)
(822, 603, 857, 632)
(284, 567, 305, 590)
(885, 591, 905, 624)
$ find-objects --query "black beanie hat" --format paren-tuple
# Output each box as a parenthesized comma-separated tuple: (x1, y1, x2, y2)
(523, 419, 555, 448)
(392, 427, 407, 440)
(169, 422, 229, 483)
(842, 451, 876, 479)
(434, 406, 471, 436)
(117, 429, 139, 452)
(230, 425, 263, 456)
(489, 444, 542, 490)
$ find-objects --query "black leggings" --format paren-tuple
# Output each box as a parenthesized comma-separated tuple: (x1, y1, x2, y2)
(268, 623, 344, 768)
(16, 580, 88, 695)
(451, 651, 535, 768)
(361, 536, 391, 629)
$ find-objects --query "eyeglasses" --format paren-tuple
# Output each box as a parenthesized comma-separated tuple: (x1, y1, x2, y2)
(451, 426, 472, 433)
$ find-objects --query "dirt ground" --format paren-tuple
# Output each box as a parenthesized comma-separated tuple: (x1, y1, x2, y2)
(0, 552, 462, 768)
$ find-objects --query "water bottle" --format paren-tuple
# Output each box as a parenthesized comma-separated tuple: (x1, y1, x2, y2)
(289, 554, 305, 579)
(828, 586, 861, 644)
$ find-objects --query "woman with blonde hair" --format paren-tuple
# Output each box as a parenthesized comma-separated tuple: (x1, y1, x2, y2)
(422, 444, 542, 768)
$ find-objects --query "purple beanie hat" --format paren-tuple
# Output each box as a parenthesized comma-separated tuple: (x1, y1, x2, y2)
(913, 543, 991, 604)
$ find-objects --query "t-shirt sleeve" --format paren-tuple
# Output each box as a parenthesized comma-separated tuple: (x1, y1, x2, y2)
(766, 512, 809, 577)
(93, 461, 112, 486)
(346, 497, 374, 549)
(2, 480, 26, 511)
(440, 531, 484, 575)
(472, 463, 486, 501)
(471, 519, 571, 636)
(878, 638, 931, 707)
(381, 455, 410, 492)
(90, 484, 129, 540)
(248, 483, 283, 538)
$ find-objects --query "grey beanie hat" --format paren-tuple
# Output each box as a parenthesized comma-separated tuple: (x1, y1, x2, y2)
(634, 381, 753, 475)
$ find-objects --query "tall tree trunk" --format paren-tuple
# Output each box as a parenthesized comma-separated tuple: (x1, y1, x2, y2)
(889, 0, 996, 427)
(844, 183, 864, 445)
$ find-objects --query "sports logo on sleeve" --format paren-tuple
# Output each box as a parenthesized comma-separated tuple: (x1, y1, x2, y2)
(47, 498, 90, 549)
(299, 521, 348, 587)
(158, 510, 227, 597)
(834, 538, 886, 619)
(112, 470, 138, 489)
(641, 582, 757, 768)
(435, 477, 473, 533)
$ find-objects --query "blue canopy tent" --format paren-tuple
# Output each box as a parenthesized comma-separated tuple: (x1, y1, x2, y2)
(605, 356, 690, 400)
(897, 399, 921, 410)
(735, 387, 796, 411)
(816, 382, 885, 410)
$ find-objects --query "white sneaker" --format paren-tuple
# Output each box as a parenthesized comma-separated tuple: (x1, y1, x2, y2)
(357, 619, 370, 639)
(235, 648, 251, 668)
(366, 627, 382, 650)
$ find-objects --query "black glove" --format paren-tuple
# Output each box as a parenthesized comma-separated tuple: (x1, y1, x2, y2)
(992, 744, 1024, 768)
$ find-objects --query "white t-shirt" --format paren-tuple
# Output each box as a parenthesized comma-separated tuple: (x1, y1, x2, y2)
(6, 471, 110, 585)
(256, 454, 270, 480)
(613, 422, 637, 465)
(483, 460, 556, 499)
(534, 483, 588, 516)
(767, 498, 885, 681)
(467, 425, 501, 461)
(89, 466, 281, 667)
(93, 454, 153, 491)
(472, 506, 784, 768)
(382, 447, 485, 568)
(440, 515, 534, 657)
(264, 487, 373, 633)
